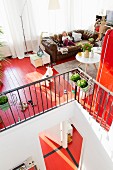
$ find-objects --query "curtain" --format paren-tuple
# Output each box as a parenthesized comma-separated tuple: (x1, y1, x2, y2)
(0, 0, 113, 58)
(70, 0, 113, 31)
(26, 0, 71, 34)
(0, 0, 25, 59)
(70, 0, 100, 31)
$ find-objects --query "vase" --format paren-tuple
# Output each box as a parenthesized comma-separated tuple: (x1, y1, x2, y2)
(84, 50, 89, 58)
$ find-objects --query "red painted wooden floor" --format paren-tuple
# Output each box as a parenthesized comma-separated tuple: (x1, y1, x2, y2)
(0, 56, 75, 128)
(0, 56, 75, 93)
(39, 127, 83, 170)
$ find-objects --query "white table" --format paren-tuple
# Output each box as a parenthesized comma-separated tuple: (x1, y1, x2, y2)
(76, 52, 100, 72)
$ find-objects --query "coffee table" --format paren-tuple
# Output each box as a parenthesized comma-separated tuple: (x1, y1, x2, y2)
(76, 52, 101, 72)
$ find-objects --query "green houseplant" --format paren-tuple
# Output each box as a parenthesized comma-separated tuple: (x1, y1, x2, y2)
(77, 79, 89, 92)
(70, 73, 89, 93)
(82, 43, 92, 58)
(70, 73, 81, 82)
(0, 95, 10, 111)
(82, 43, 92, 52)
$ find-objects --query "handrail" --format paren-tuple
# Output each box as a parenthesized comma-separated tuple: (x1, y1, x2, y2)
(0, 68, 113, 132)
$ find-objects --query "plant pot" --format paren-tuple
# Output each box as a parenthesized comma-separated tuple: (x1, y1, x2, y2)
(84, 50, 89, 58)
(81, 85, 89, 92)
(0, 102, 10, 111)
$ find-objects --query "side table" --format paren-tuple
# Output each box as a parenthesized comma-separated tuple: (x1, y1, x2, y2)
(30, 54, 42, 68)
(29, 51, 50, 68)
(76, 52, 100, 72)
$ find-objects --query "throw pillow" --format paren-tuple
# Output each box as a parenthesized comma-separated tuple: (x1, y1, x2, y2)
(72, 32, 82, 42)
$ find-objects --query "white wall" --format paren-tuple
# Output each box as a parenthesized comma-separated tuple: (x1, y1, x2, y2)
(0, 103, 74, 170)
(70, 101, 113, 170)
(0, 101, 113, 170)
(44, 123, 62, 146)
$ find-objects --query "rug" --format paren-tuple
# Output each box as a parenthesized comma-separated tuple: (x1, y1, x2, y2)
(53, 59, 99, 79)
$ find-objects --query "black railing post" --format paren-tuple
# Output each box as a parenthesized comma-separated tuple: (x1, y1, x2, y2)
(17, 90, 26, 120)
(74, 85, 77, 100)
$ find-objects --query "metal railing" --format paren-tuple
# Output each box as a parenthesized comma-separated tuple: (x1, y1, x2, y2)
(0, 68, 113, 132)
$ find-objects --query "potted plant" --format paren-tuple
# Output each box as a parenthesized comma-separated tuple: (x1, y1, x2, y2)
(77, 79, 89, 92)
(70, 73, 81, 82)
(82, 43, 93, 58)
(0, 95, 10, 111)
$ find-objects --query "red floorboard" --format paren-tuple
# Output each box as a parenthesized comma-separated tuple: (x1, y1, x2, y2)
(68, 128, 83, 164)
(39, 136, 55, 156)
(0, 56, 75, 129)
(39, 127, 82, 170)
(44, 152, 75, 170)
(0, 56, 75, 92)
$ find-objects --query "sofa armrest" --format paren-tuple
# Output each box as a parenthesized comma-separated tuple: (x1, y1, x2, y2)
(41, 39, 57, 63)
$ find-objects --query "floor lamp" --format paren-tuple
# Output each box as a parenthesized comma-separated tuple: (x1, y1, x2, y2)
(20, 0, 28, 55)
(48, 0, 60, 33)
(48, 0, 60, 65)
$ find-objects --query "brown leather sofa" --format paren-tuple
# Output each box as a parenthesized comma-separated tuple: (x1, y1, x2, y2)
(41, 30, 98, 63)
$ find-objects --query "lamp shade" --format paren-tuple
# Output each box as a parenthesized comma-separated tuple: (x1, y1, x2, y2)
(48, 0, 60, 10)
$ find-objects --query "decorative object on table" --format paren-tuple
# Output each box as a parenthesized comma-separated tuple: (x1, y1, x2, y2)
(82, 43, 93, 58)
(0, 95, 10, 111)
(37, 46, 44, 57)
(92, 47, 102, 54)
(77, 52, 82, 57)
(90, 49, 94, 58)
